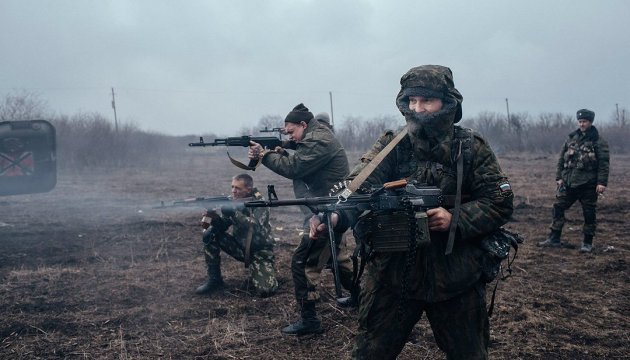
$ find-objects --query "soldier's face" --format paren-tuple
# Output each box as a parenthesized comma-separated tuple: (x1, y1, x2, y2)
(284, 122, 307, 142)
(578, 119, 592, 132)
(408, 96, 443, 114)
(231, 179, 251, 199)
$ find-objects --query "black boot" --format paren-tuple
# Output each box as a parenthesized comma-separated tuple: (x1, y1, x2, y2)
(337, 285, 360, 308)
(281, 301, 323, 336)
(538, 229, 562, 247)
(195, 264, 224, 295)
(580, 234, 593, 253)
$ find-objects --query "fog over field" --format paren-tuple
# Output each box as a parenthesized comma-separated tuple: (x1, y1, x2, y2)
(2, 0, 629, 135)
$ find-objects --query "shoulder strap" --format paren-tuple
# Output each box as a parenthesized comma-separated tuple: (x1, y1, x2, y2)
(338, 128, 408, 201)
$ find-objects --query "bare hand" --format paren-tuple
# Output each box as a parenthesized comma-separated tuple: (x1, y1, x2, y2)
(426, 207, 452, 232)
(248, 141, 263, 160)
(274, 146, 285, 155)
(309, 213, 339, 240)
(596, 185, 606, 194)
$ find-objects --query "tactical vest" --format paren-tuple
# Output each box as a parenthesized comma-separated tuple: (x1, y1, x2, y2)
(563, 137, 598, 171)
(395, 125, 474, 187)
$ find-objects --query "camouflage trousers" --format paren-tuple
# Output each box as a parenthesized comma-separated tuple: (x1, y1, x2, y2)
(551, 184, 598, 236)
(353, 280, 489, 360)
(291, 221, 354, 302)
(204, 232, 278, 296)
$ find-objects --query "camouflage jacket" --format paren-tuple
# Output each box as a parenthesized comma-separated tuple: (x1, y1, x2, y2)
(224, 188, 274, 251)
(555, 126, 609, 188)
(261, 119, 349, 199)
(340, 126, 514, 301)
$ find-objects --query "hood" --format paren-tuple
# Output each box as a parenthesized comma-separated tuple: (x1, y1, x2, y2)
(396, 65, 463, 123)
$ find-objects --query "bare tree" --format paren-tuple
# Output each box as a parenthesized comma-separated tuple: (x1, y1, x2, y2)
(0, 90, 49, 121)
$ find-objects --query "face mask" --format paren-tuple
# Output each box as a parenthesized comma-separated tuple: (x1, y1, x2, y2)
(404, 98, 457, 138)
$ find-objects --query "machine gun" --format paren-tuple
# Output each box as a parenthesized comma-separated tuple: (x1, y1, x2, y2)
(189, 135, 289, 170)
(238, 179, 444, 303)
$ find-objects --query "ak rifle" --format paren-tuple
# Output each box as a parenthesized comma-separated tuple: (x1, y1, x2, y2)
(189, 135, 291, 170)
(154, 195, 231, 209)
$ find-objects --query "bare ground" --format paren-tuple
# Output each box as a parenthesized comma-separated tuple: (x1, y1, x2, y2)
(0, 151, 628, 359)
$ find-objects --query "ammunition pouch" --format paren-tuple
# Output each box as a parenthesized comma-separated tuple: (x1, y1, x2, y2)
(479, 227, 523, 283)
(354, 210, 430, 253)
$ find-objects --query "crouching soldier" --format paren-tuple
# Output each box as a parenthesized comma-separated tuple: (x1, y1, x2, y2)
(196, 173, 279, 297)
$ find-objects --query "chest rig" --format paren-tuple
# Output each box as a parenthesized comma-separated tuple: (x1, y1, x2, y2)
(358, 126, 474, 254)
(564, 134, 598, 171)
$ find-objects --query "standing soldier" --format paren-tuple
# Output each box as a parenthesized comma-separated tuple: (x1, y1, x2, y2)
(195, 173, 278, 297)
(248, 103, 357, 336)
(310, 65, 514, 359)
(538, 109, 610, 252)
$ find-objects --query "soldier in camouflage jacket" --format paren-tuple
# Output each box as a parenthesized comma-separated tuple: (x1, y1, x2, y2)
(539, 109, 609, 252)
(195, 173, 278, 297)
(249, 103, 356, 336)
(310, 65, 514, 359)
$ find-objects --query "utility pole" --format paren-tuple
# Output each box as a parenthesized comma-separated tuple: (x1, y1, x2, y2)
(111, 87, 118, 133)
(505, 98, 511, 122)
(616, 103, 620, 124)
(329, 91, 335, 128)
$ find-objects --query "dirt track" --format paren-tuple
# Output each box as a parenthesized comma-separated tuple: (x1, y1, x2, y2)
(1, 151, 628, 359)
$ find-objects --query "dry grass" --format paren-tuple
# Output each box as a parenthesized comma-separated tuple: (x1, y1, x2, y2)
(0, 153, 628, 359)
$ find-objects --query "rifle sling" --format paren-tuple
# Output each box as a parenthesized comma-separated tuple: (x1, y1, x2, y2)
(339, 128, 408, 200)
(445, 140, 463, 255)
(228, 151, 262, 171)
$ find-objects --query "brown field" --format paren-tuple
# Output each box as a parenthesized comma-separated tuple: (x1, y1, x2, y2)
(1, 149, 628, 359)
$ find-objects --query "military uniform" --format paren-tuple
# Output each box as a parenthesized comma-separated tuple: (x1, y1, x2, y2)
(260, 107, 355, 334)
(334, 65, 513, 359)
(202, 189, 278, 297)
(550, 124, 609, 245)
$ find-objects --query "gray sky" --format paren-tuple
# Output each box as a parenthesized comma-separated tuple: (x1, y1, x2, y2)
(2, 0, 629, 136)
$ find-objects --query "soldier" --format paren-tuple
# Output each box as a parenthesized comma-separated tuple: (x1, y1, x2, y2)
(538, 109, 609, 252)
(195, 173, 278, 297)
(314, 112, 334, 132)
(310, 65, 514, 359)
(248, 103, 357, 336)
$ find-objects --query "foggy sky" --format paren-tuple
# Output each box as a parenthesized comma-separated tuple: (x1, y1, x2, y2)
(2, 0, 629, 136)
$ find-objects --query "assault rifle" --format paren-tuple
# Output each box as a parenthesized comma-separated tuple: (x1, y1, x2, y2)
(259, 126, 285, 135)
(154, 195, 231, 209)
(239, 179, 444, 303)
(189, 135, 288, 170)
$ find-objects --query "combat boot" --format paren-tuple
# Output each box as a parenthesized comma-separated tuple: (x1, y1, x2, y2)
(195, 264, 224, 295)
(281, 301, 323, 336)
(337, 285, 360, 308)
(538, 230, 562, 247)
(580, 234, 594, 253)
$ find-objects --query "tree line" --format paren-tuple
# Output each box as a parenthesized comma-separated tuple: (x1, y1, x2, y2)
(1, 91, 627, 170)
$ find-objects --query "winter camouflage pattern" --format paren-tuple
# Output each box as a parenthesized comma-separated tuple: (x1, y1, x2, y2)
(203, 189, 278, 296)
(551, 125, 609, 237)
(342, 65, 513, 359)
(261, 118, 353, 303)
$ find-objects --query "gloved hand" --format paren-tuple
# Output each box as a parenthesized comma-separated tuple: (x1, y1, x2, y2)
(221, 204, 236, 218)
(210, 216, 229, 233)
